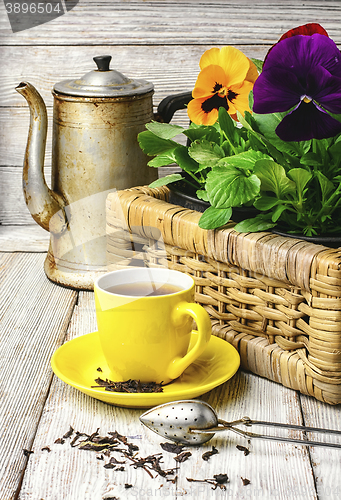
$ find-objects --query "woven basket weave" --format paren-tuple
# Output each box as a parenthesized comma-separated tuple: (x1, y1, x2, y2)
(106, 185, 341, 405)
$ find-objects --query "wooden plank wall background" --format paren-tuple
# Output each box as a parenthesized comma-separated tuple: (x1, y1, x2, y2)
(0, 0, 340, 229)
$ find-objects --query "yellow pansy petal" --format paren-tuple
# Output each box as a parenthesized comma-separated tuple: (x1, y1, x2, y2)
(187, 97, 219, 125)
(218, 46, 250, 87)
(199, 47, 221, 69)
(226, 100, 237, 115)
(245, 58, 259, 83)
(192, 65, 228, 98)
(230, 81, 254, 115)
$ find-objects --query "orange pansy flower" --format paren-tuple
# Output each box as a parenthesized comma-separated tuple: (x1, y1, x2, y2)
(187, 47, 258, 125)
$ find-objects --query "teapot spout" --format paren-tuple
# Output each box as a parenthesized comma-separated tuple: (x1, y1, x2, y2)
(16, 82, 63, 232)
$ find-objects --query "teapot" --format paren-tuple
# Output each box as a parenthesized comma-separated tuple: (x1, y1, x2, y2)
(16, 55, 191, 290)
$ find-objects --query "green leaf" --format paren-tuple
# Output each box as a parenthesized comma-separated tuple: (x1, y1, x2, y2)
(287, 168, 312, 196)
(188, 140, 225, 164)
(206, 166, 261, 208)
(234, 214, 276, 233)
(148, 150, 177, 168)
(254, 160, 296, 197)
(218, 107, 238, 141)
(198, 206, 233, 229)
(271, 204, 288, 222)
(252, 112, 311, 156)
(196, 190, 209, 202)
(174, 146, 199, 172)
(329, 141, 341, 165)
(315, 171, 335, 201)
(145, 121, 185, 139)
(300, 152, 322, 167)
(149, 174, 184, 188)
(138, 131, 179, 156)
(183, 123, 214, 142)
(218, 150, 271, 171)
(254, 196, 280, 211)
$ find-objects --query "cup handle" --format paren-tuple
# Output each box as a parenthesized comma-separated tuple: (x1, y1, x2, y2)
(167, 302, 211, 380)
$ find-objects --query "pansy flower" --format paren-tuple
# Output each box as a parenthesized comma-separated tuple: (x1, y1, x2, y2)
(253, 31, 341, 142)
(264, 22, 329, 62)
(187, 46, 258, 125)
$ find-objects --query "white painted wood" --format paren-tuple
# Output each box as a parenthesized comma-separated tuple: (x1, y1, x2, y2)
(0, 252, 77, 500)
(18, 285, 324, 500)
(1, 44, 269, 108)
(18, 291, 179, 500)
(0, 225, 50, 251)
(0, 164, 179, 227)
(177, 376, 318, 500)
(1, 1, 340, 45)
(300, 395, 341, 500)
(1, 256, 340, 499)
(1, 2, 341, 498)
(0, 165, 52, 225)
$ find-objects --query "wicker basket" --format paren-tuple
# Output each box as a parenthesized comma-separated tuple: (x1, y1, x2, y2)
(106, 186, 341, 405)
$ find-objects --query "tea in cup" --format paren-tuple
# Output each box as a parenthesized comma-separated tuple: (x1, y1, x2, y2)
(94, 268, 211, 384)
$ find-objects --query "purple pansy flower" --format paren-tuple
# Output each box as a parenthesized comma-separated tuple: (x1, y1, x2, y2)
(253, 33, 341, 142)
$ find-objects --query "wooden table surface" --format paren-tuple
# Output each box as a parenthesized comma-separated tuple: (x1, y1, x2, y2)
(1, 252, 341, 500)
(1, 2, 340, 499)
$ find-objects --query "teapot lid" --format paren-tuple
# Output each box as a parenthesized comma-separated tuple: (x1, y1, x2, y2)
(53, 55, 154, 97)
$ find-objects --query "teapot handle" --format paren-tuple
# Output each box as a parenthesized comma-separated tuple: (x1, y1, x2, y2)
(154, 91, 192, 123)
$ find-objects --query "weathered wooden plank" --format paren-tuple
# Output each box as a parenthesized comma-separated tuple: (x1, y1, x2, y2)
(300, 395, 341, 500)
(0, 252, 77, 500)
(1, 44, 268, 107)
(18, 291, 174, 500)
(178, 375, 318, 499)
(0, 225, 50, 251)
(1, 0, 340, 45)
(17, 289, 320, 500)
(0, 165, 51, 225)
(0, 164, 177, 227)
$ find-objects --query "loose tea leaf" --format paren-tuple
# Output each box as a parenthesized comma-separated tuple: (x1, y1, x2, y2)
(41, 446, 51, 452)
(236, 444, 250, 456)
(202, 446, 219, 461)
(63, 426, 74, 439)
(241, 477, 251, 486)
(125, 484, 133, 489)
(174, 451, 192, 463)
(187, 473, 229, 490)
(70, 431, 92, 447)
(127, 443, 139, 455)
(54, 438, 65, 445)
(108, 431, 128, 445)
(104, 463, 115, 469)
(214, 473, 229, 485)
(92, 377, 164, 393)
(160, 442, 185, 455)
(23, 449, 34, 457)
(126, 452, 177, 479)
(109, 457, 126, 465)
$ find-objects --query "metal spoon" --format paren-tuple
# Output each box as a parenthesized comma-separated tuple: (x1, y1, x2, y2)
(139, 400, 341, 449)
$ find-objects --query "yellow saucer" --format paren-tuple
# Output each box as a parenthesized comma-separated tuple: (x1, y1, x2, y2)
(51, 331, 240, 408)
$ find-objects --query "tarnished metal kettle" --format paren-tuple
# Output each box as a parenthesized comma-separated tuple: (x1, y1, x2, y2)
(16, 55, 168, 290)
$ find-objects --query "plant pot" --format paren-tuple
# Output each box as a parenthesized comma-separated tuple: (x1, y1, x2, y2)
(272, 229, 341, 249)
(168, 178, 259, 223)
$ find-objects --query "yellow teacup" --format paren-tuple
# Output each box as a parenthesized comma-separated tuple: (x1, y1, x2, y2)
(94, 268, 211, 384)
